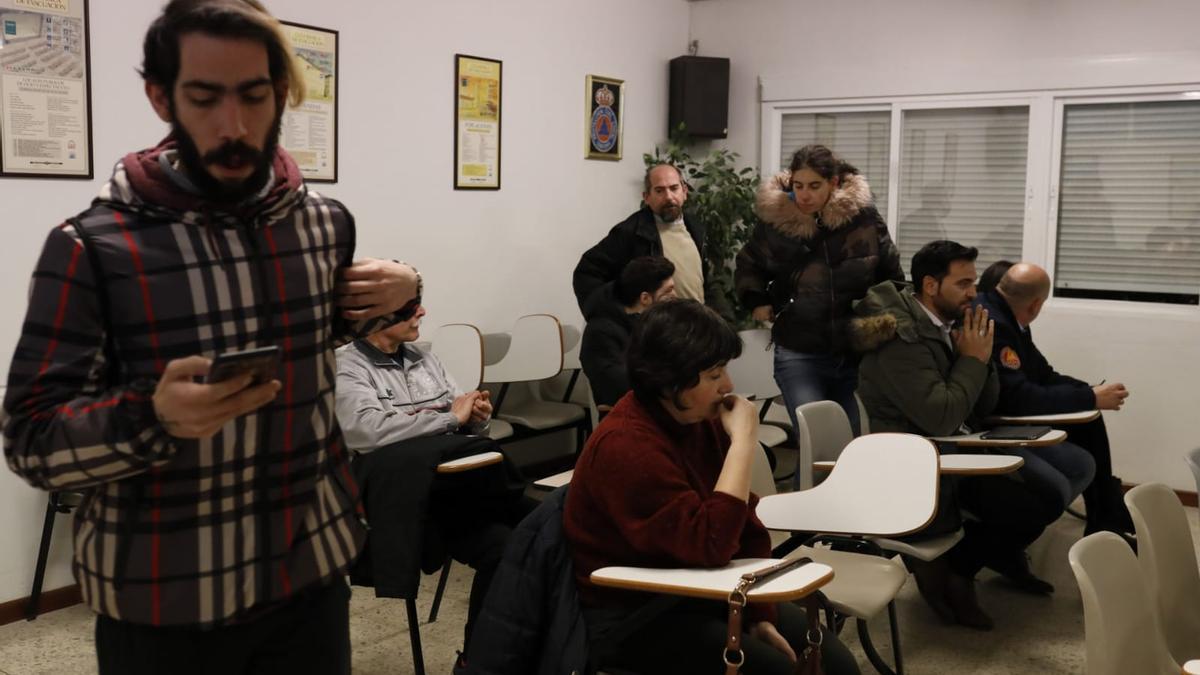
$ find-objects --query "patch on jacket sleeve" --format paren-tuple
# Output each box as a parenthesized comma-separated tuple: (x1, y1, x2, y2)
(999, 346, 1022, 370)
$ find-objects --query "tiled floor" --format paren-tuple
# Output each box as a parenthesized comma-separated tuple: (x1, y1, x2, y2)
(1, 501, 1196, 674)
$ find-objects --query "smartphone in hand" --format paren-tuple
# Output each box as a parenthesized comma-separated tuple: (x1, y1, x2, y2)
(205, 346, 281, 385)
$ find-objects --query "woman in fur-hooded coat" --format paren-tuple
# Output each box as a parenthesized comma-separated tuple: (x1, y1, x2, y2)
(734, 144, 903, 433)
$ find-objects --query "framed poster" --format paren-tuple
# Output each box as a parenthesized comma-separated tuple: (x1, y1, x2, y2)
(279, 20, 337, 182)
(584, 74, 623, 161)
(0, 0, 92, 178)
(454, 54, 501, 190)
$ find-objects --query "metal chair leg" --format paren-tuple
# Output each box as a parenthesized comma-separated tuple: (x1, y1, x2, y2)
(857, 617, 898, 675)
(428, 560, 452, 623)
(406, 598, 426, 675)
(25, 493, 61, 621)
(887, 600, 904, 675)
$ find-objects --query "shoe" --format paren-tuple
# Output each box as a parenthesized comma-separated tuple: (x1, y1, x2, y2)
(986, 552, 1054, 595)
(944, 573, 994, 631)
(908, 557, 954, 624)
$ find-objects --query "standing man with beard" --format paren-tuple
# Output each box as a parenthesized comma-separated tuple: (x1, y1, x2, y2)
(573, 163, 707, 319)
(1, 1, 418, 673)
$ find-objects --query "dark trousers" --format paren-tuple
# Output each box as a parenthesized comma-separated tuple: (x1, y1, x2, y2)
(96, 578, 350, 675)
(426, 477, 515, 650)
(949, 474, 1062, 577)
(602, 600, 860, 675)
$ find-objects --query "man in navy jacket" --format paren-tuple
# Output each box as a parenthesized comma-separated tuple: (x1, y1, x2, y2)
(976, 263, 1134, 537)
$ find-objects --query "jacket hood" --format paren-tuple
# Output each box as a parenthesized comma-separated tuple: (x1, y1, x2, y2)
(847, 280, 937, 352)
(96, 136, 306, 228)
(755, 172, 875, 240)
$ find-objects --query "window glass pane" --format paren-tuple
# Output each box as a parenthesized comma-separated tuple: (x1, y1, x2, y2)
(896, 106, 1029, 275)
(780, 111, 891, 221)
(1055, 100, 1200, 304)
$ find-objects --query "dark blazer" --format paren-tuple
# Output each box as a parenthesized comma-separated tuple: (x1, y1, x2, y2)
(572, 207, 705, 319)
(975, 290, 1096, 415)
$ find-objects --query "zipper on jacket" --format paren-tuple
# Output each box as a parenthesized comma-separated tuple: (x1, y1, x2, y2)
(819, 215, 838, 349)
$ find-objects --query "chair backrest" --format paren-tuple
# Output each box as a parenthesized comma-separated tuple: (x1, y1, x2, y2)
(1125, 483, 1200, 664)
(1069, 532, 1180, 675)
(793, 400, 856, 490)
(1186, 448, 1200, 505)
(431, 323, 483, 391)
(482, 314, 565, 383)
(758, 433, 941, 537)
(750, 443, 778, 499)
(561, 323, 583, 371)
(855, 392, 871, 435)
(725, 329, 779, 399)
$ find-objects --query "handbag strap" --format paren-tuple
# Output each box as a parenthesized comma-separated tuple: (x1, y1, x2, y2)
(723, 558, 812, 675)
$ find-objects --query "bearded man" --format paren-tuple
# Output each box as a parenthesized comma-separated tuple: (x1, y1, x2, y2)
(2, 1, 417, 672)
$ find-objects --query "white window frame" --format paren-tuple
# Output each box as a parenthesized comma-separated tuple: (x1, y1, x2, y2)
(760, 83, 1200, 317)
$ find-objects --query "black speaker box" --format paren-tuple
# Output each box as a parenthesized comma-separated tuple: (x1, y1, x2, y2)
(669, 56, 730, 139)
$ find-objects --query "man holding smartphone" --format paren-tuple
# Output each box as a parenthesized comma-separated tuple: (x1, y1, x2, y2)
(1, 1, 417, 673)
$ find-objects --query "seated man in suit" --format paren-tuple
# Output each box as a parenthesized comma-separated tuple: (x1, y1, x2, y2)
(852, 241, 1082, 630)
(976, 262, 1134, 537)
(335, 301, 510, 664)
(580, 255, 677, 407)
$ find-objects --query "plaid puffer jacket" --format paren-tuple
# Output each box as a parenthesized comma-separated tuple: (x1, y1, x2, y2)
(3, 140, 397, 627)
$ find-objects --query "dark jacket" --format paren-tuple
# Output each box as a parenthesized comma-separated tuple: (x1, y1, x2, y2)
(459, 487, 590, 675)
(573, 207, 705, 319)
(579, 306, 638, 407)
(735, 173, 903, 355)
(975, 290, 1096, 415)
(849, 280, 999, 436)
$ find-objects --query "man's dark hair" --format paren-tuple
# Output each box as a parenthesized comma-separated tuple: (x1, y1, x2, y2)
(977, 259, 1013, 295)
(615, 256, 675, 307)
(627, 299, 741, 409)
(910, 240, 979, 292)
(141, 0, 302, 107)
(643, 162, 685, 193)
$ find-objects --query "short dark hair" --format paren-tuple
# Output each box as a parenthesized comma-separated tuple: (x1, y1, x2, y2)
(141, 0, 303, 107)
(615, 256, 675, 306)
(910, 240, 979, 292)
(627, 299, 741, 409)
(788, 144, 859, 181)
(643, 162, 685, 193)
(976, 259, 1014, 295)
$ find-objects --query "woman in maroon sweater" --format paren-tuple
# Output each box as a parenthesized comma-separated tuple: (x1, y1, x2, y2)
(564, 299, 859, 675)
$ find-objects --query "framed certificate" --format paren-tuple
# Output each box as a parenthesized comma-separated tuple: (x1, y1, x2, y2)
(454, 54, 501, 190)
(0, 0, 93, 178)
(584, 74, 623, 161)
(279, 20, 338, 182)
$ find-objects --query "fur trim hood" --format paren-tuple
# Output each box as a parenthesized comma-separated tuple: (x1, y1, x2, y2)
(755, 171, 875, 240)
(846, 280, 938, 352)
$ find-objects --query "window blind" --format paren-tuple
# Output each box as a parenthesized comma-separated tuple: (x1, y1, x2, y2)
(1055, 100, 1200, 304)
(896, 106, 1029, 274)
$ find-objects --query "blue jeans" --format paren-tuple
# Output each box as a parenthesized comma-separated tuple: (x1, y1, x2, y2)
(1009, 441, 1096, 510)
(772, 346, 862, 436)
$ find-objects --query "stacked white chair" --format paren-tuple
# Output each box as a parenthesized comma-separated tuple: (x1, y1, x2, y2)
(1069, 531, 1180, 675)
(1124, 483, 1200, 665)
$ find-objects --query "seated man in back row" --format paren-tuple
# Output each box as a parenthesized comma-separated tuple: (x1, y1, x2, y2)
(850, 241, 1092, 631)
(335, 299, 512, 663)
(580, 255, 677, 407)
(975, 261, 1134, 537)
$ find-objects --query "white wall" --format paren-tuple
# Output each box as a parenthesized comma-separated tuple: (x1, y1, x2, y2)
(689, 0, 1200, 492)
(0, 0, 690, 605)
